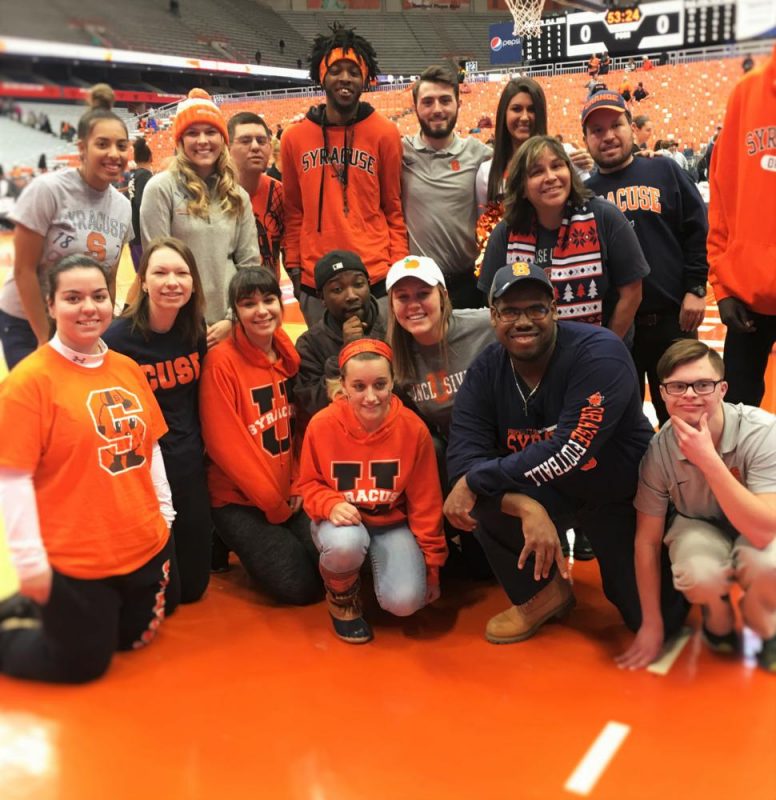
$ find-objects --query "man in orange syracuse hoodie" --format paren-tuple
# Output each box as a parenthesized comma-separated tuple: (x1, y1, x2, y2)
(708, 45, 776, 407)
(281, 23, 408, 326)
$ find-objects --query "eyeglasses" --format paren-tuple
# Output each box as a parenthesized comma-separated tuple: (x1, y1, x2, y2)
(493, 304, 552, 324)
(660, 379, 724, 396)
(235, 136, 270, 147)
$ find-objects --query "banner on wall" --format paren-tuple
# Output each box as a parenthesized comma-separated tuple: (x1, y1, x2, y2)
(402, 0, 470, 8)
(489, 22, 523, 65)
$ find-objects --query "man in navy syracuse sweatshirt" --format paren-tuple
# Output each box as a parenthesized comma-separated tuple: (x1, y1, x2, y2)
(444, 261, 689, 647)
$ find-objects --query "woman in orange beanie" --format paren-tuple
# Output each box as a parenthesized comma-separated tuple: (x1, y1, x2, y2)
(139, 88, 260, 349)
(298, 338, 448, 643)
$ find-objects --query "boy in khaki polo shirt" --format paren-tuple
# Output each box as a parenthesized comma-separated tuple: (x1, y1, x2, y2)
(618, 340, 776, 673)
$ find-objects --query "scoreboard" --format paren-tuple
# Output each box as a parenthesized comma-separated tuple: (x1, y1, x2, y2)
(522, 0, 736, 64)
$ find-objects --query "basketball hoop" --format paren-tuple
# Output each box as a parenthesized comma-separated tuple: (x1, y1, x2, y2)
(504, 0, 545, 39)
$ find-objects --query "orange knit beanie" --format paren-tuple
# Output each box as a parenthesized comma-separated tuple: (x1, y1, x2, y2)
(173, 88, 229, 144)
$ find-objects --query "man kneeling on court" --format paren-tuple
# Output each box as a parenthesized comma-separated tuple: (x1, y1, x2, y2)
(444, 262, 688, 644)
(618, 340, 776, 673)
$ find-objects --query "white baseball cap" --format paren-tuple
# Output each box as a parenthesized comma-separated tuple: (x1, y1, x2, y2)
(386, 256, 447, 291)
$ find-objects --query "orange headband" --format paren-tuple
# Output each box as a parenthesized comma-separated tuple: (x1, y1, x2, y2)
(339, 338, 393, 370)
(319, 48, 368, 84)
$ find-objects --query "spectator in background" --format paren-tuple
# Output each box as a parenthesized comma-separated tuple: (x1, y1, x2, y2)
(666, 140, 689, 171)
(0, 84, 133, 369)
(742, 54, 754, 73)
(642, 55, 654, 71)
(228, 112, 284, 279)
(633, 82, 649, 103)
(619, 75, 633, 105)
(402, 64, 492, 309)
(599, 51, 611, 76)
(282, 23, 408, 325)
(587, 53, 601, 79)
(632, 114, 654, 151)
(127, 137, 154, 269)
(625, 57, 637, 73)
(140, 88, 260, 349)
(266, 137, 282, 181)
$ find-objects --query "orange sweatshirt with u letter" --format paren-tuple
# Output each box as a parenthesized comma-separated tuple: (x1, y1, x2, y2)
(298, 395, 447, 577)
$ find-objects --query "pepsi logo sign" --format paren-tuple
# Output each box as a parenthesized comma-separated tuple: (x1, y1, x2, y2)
(490, 36, 503, 51)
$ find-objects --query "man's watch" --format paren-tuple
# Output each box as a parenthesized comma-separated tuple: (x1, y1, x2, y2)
(686, 284, 707, 298)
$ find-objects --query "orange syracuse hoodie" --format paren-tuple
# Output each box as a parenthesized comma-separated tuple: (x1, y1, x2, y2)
(281, 102, 409, 291)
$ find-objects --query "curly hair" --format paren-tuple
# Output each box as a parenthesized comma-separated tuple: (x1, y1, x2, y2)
(309, 22, 379, 87)
(171, 141, 244, 220)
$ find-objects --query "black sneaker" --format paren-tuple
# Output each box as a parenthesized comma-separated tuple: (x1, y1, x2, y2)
(757, 635, 776, 674)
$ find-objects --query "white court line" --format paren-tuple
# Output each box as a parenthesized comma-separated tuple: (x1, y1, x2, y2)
(646, 627, 692, 676)
(564, 721, 630, 796)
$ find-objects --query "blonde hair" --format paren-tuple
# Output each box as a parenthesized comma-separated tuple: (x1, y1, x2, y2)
(171, 141, 244, 220)
(387, 284, 452, 384)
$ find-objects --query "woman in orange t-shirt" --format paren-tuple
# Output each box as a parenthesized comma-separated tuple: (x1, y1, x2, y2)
(0, 255, 176, 684)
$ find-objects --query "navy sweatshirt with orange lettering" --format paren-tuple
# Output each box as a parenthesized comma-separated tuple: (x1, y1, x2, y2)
(447, 322, 653, 504)
(281, 102, 408, 291)
(298, 395, 447, 582)
(104, 318, 207, 476)
(586, 156, 708, 314)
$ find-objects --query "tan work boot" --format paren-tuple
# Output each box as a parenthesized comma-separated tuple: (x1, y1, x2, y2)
(486, 572, 575, 644)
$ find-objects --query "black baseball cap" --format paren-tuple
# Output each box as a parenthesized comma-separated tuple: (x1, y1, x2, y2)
(489, 261, 554, 304)
(314, 250, 369, 291)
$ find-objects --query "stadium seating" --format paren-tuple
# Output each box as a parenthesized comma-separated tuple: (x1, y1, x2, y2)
(137, 59, 739, 165)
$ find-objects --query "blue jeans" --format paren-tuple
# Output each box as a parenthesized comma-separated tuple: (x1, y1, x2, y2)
(0, 309, 37, 370)
(312, 521, 427, 617)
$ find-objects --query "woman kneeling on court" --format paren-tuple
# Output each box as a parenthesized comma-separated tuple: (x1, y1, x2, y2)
(298, 339, 448, 643)
(0, 255, 177, 684)
(199, 268, 321, 605)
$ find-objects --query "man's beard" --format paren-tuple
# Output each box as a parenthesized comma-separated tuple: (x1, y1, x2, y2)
(419, 114, 458, 140)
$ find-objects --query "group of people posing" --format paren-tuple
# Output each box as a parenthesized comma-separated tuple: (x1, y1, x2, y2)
(0, 29, 774, 683)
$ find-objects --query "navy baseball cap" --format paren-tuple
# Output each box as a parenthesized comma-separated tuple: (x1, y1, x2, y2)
(581, 90, 628, 125)
(314, 250, 369, 291)
(489, 261, 553, 304)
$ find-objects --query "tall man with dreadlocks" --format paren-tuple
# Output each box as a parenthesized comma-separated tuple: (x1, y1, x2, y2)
(281, 24, 408, 325)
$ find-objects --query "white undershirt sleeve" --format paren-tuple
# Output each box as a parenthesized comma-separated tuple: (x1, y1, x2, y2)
(0, 467, 49, 581)
(151, 442, 176, 529)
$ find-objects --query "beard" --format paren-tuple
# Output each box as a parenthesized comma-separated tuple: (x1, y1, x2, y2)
(418, 114, 458, 140)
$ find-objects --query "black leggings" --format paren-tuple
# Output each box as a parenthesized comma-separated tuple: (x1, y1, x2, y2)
(211, 505, 323, 605)
(168, 464, 212, 603)
(0, 538, 178, 684)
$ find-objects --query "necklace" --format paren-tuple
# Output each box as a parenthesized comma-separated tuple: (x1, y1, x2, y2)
(510, 361, 541, 415)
